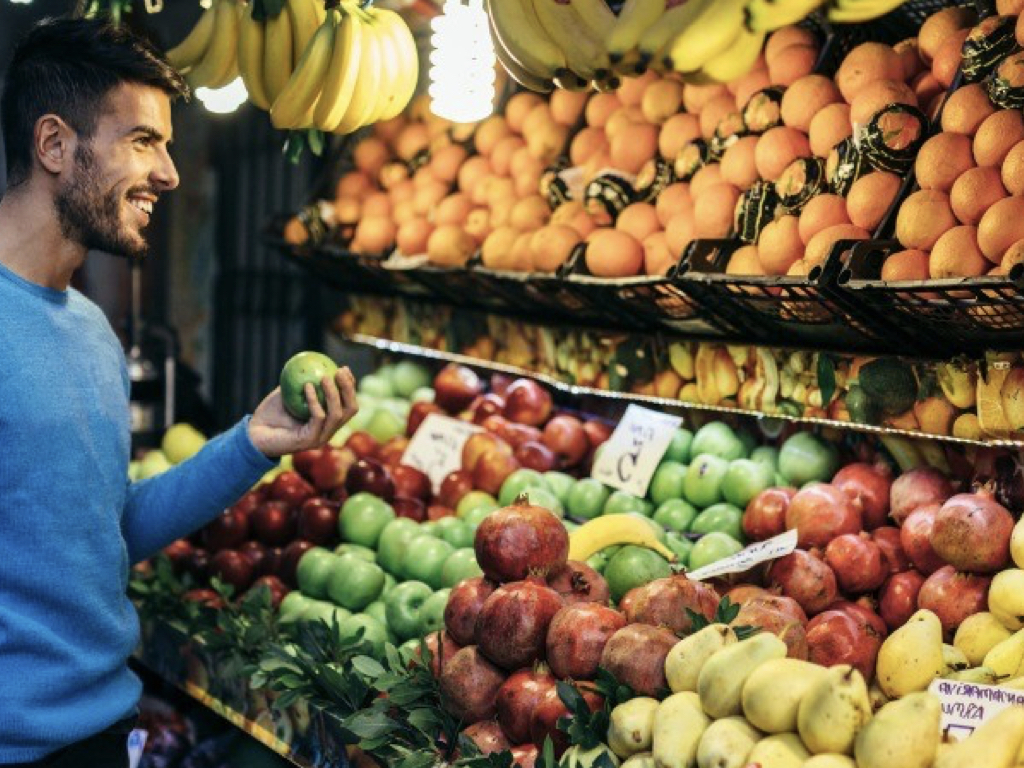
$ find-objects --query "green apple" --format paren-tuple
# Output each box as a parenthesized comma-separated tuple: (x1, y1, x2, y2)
(385, 580, 434, 641)
(301, 598, 348, 626)
(391, 361, 432, 398)
(563, 520, 579, 533)
(737, 430, 756, 457)
(648, 460, 689, 506)
(419, 588, 452, 635)
(688, 532, 744, 571)
(377, 518, 421, 576)
(604, 490, 652, 517)
(499, 469, 547, 507)
(436, 518, 474, 549)
(663, 428, 694, 464)
(520, 486, 564, 517)
(684, 454, 728, 508)
(333, 543, 377, 562)
(630, 512, 666, 542)
(690, 503, 744, 542)
(340, 493, 396, 548)
(419, 521, 439, 537)
(722, 458, 774, 508)
(441, 548, 483, 587)
(326, 554, 386, 612)
(364, 408, 406, 444)
(281, 351, 339, 422)
(338, 613, 388, 656)
(329, 425, 353, 447)
(411, 387, 435, 403)
(295, 548, 337, 599)
(403, 536, 455, 588)
(456, 491, 499, 519)
(461, 506, 493, 527)
(604, 546, 672, 602)
(567, 479, 610, 521)
(653, 498, 698, 533)
(543, 472, 576, 506)
(690, 422, 745, 461)
(161, 423, 207, 465)
(346, 406, 373, 433)
(665, 532, 694, 565)
(585, 550, 610, 574)
(364, 600, 389, 631)
(382, 572, 398, 597)
(778, 432, 838, 485)
(380, 397, 411, 421)
(359, 373, 394, 398)
(750, 446, 779, 473)
(278, 591, 310, 623)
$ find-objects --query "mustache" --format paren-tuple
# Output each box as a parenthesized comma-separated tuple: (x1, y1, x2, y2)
(125, 186, 160, 200)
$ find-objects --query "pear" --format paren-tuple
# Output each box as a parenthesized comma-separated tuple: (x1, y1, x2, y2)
(802, 757, 855, 768)
(943, 644, 971, 674)
(797, 664, 872, 755)
(983, 628, 1024, 677)
(665, 624, 738, 693)
(935, 705, 1024, 768)
(990, 570, 1024, 631)
(607, 697, 660, 758)
(652, 692, 711, 768)
(1011, 515, 1024, 569)
(697, 633, 788, 719)
(954, 612, 1013, 666)
(621, 753, 655, 768)
(741, 657, 828, 733)
(853, 691, 941, 768)
(868, 680, 890, 713)
(944, 666, 998, 684)
(745, 733, 809, 768)
(876, 609, 944, 698)
(695, 716, 761, 768)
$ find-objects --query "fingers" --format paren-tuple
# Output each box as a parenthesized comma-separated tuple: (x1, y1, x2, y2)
(304, 382, 327, 425)
(337, 367, 358, 422)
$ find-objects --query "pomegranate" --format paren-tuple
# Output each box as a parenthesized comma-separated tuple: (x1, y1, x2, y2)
(476, 580, 564, 669)
(889, 466, 953, 525)
(619, 586, 643, 616)
(743, 487, 797, 541)
(733, 596, 809, 659)
(725, 584, 770, 605)
(530, 684, 603, 756)
(930, 491, 1014, 573)
(545, 603, 626, 680)
(767, 549, 839, 616)
(785, 483, 862, 548)
(900, 504, 946, 575)
(439, 646, 507, 724)
(475, 500, 569, 583)
(546, 561, 611, 605)
(872, 526, 911, 574)
(825, 533, 887, 594)
(832, 462, 892, 530)
(917, 565, 991, 637)
(878, 570, 926, 632)
(420, 631, 463, 678)
(511, 745, 538, 768)
(445, 577, 497, 646)
(599, 624, 679, 696)
(623, 575, 719, 633)
(495, 667, 557, 744)
(462, 721, 510, 755)
(826, 599, 888, 639)
(806, 609, 883, 681)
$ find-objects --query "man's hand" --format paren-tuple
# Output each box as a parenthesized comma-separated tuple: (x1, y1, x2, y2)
(249, 367, 358, 458)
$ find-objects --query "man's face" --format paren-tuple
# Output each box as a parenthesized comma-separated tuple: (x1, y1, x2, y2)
(54, 82, 179, 260)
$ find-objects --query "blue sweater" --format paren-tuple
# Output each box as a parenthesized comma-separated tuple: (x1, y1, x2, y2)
(0, 261, 275, 763)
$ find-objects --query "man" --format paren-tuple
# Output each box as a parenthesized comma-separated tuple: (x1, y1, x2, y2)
(0, 17, 357, 767)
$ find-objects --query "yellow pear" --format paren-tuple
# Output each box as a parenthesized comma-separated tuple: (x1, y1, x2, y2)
(935, 705, 1024, 768)
(990, 570, 1024, 631)
(745, 733, 809, 768)
(983, 628, 1024, 678)
(651, 692, 711, 768)
(877, 609, 944, 698)
(607, 697, 659, 758)
(697, 633, 788, 719)
(1011, 516, 1024, 569)
(853, 691, 941, 768)
(797, 664, 873, 755)
(868, 680, 890, 713)
(620, 753, 655, 768)
(944, 666, 999, 684)
(741, 657, 828, 733)
(802, 757, 856, 768)
(955, 612, 1013, 665)
(695, 716, 761, 768)
(665, 624, 738, 693)
(943, 644, 971, 674)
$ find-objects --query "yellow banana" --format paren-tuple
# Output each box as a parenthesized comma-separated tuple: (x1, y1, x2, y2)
(378, 9, 419, 120)
(637, 0, 714, 65)
(530, 0, 610, 80)
(592, 74, 622, 91)
(664, 0, 745, 73)
(361, 9, 399, 125)
(606, 0, 664, 64)
(237, 8, 271, 110)
(828, 0, 904, 23)
(746, 0, 825, 32)
(610, 48, 645, 76)
(697, 27, 764, 82)
(285, 0, 323, 68)
(334, 9, 383, 134)
(569, 0, 618, 41)
(270, 11, 336, 130)
(313, 7, 363, 131)
(554, 72, 590, 91)
(166, 3, 217, 70)
(186, 0, 241, 89)
(485, 0, 565, 80)
(568, 515, 678, 563)
(263, 6, 294, 103)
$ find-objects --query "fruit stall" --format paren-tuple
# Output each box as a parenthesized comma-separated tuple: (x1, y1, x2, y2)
(69, 0, 1024, 765)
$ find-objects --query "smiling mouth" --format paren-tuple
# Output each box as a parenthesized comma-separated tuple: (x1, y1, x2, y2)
(128, 196, 154, 216)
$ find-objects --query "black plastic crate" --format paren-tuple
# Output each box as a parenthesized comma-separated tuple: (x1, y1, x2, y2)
(404, 258, 525, 314)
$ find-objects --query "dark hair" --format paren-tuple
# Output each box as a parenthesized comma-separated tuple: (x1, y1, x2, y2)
(1, 16, 188, 187)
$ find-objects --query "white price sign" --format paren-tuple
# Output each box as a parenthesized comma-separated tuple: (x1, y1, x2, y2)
(400, 413, 482, 492)
(686, 529, 799, 582)
(590, 404, 683, 498)
(928, 679, 1024, 742)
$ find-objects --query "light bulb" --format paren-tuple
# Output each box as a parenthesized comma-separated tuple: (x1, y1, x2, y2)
(428, 0, 495, 123)
(194, 77, 248, 115)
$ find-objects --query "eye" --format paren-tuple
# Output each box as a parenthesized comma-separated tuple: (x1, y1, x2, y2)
(133, 136, 153, 148)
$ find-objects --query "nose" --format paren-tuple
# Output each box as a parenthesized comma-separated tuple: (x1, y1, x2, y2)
(152, 145, 180, 191)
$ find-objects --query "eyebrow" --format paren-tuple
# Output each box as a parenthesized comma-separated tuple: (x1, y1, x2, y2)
(128, 125, 172, 145)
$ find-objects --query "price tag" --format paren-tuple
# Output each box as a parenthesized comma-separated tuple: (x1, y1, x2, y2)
(686, 529, 799, 582)
(590, 404, 683, 497)
(401, 413, 482, 492)
(928, 679, 1024, 742)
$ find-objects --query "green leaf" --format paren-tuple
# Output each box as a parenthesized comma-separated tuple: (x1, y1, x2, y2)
(284, 132, 306, 164)
(538, 737, 557, 768)
(714, 597, 740, 625)
(396, 752, 437, 768)
(344, 709, 396, 741)
(308, 129, 325, 157)
(685, 608, 710, 634)
(818, 353, 837, 407)
(352, 655, 386, 679)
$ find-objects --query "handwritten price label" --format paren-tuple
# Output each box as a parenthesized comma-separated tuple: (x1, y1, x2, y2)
(590, 404, 683, 498)
(929, 679, 1024, 742)
(686, 529, 799, 582)
(401, 413, 482, 493)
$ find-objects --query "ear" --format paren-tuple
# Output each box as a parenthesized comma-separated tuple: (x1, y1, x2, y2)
(34, 114, 77, 175)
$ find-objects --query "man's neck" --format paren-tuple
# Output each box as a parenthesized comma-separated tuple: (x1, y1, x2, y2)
(0, 186, 86, 291)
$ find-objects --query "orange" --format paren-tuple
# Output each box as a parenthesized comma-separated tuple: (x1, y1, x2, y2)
(693, 184, 740, 238)
(682, 82, 730, 114)
(659, 113, 702, 159)
(932, 29, 971, 89)
(805, 224, 870, 268)
(434, 193, 473, 226)
(641, 79, 685, 124)
(974, 110, 1024, 168)
(336, 170, 374, 199)
(757, 215, 804, 275)
(726, 245, 765, 276)
(835, 42, 904, 103)
(768, 44, 818, 87)
(474, 116, 512, 156)
(755, 126, 812, 181)
(849, 80, 917, 129)
(480, 226, 521, 270)
(610, 123, 660, 175)
(656, 183, 693, 228)
(766, 26, 817, 66)
(733, 69, 773, 112)
(488, 136, 525, 178)
(665, 210, 696, 258)
(585, 228, 644, 277)
(699, 94, 740, 139)
(919, 6, 977, 63)
(396, 217, 432, 256)
(570, 127, 609, 167)
(618, 70, 658, 108)
(1002, 140, 1024, 195)
(978, 196, 1024, 262)
(531, 225, 582, 273)
(616, 202, 662, 242)
(1002, 238, 1024, 272)
(781, 75, 843, 132)
(895, 189, 957, 249)
(586, 93, 622, 128)
(720, 136, 761, 190)
(798, 194, 851, 244)
(354, 216, 397, 254)
(549, 89, 589, 127)
(643, 231, 675, 276)
(505, 92, 544, 135)
(395, 123, 430, 161)
(354, 137, 389, 178)
(940, 83, 997, 136)
(895, 38, 926, 81)
(431, 144, 469, 185)
(457, 156, 491, 198)
(509, 195, 550, 231)
(915, 133, 975, 192)
(911, 71, 945, 109)
(690, 164, 724, 198)
(881, 249, 929, 281)
(846, 171, 901, 232)
(808, 103, 853, 158)
(929, 226, 989, 277)
(950, 166, 1007, 226)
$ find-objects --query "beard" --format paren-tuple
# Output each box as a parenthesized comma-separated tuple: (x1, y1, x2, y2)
(54, 143, 151, 261)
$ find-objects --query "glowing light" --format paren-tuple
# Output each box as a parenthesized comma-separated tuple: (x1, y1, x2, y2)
(428, 0, 495, 124)
(194, 77, 248, 115)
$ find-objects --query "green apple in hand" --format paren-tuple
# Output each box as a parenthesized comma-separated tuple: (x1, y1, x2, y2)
(385, 580, 434, 641)
(441, 548, 483, 587)
(326, 554, 386, 611)
(402, 537, 455, 588)
(280, 351, 339, 422)
(295, 548, 337, 599)
(340, 493, 396, 548)
(377, 518, 421, 576)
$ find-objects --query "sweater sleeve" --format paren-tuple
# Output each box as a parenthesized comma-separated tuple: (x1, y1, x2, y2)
(121, 416, 277, 563)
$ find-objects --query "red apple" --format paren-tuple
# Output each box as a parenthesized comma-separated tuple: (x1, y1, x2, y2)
(345, 458, 396, 500)
(583, 419, 613, 450)
(345, 431, 381, 460)
(394, 496, 428, 521)
(471, 393, 507, 424)
(201, 509, 250, 552)
(247, 575, 289, 609)
(407, 401, 444, 437)
(428, 504, 456, 520)
(268, 471, 316, 508)
(291, 449, 323, 482)
(308, 446, 355, 492)
(210, 549, 255, 593)
(251, 500, 298, 546)
(182, 588, 225, 610)
(296, 498, 341, 545)
(482, 415, 542, 449)
(438, 470, 474, 509)
(542, 414, 588, 468)
(490, 374, 514, 397)
(162, 539, 194, 574)
(380, 436, 411, 467)
(231, 489, 266, 517)
(279, 540, 315, 587)
(463, 432, 513, 474)
(393, 464, 432, 501)
(434, 364, 484, 413)
(473, 450, 521, 496)
(238, 540, 271, 576)
(265, 546, 284, 578)
(503, 379, 553, 427)
(515, 441, 559, 472)
(327, 486, 348, 505)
